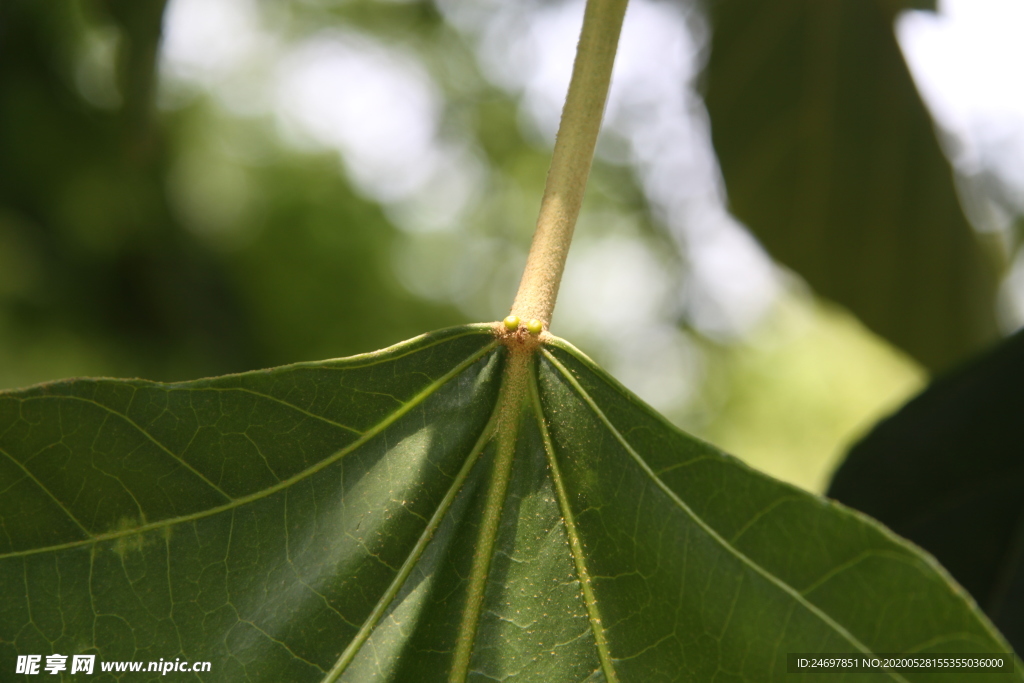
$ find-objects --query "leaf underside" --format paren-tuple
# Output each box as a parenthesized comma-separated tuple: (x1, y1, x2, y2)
(0, 325, 1018, 682)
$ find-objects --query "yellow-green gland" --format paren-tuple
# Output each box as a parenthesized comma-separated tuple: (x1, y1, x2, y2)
(503, 315, 520, 331)
(526, 319, 543, 334)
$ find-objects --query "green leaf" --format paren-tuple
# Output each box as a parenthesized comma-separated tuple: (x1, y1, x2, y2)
(702, 0, 1001, 371)
(830, 329, 1024, 655)
(0, 324, 1018, 681)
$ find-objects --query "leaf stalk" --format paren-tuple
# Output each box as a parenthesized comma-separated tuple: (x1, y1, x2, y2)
(509, 0, 629, 329)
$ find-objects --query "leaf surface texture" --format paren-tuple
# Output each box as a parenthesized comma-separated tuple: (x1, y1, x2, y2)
(0, 325, 1017, 681)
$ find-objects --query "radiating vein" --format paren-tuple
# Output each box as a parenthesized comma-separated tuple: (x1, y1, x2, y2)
(0, 340, 499, 561)
(321, 388, 503, 682)
(451, 348, 528, 683)
(540, 347, 909, 682)
(528, 367, 618, 683)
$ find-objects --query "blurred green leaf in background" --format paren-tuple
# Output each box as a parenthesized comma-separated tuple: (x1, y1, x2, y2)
(830, 328, 1024, 654)
(702, 0, 1003, 373)
(0, 0, 467, 390)
(1, 0, 1022, 492)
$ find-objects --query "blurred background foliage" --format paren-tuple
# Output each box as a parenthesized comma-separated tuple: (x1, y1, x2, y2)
(1, 0, 1022, 493)
(704, 0, 1003, 373)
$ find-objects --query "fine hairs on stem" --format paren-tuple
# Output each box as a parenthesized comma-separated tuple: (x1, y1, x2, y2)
(508, 0, 629, 330)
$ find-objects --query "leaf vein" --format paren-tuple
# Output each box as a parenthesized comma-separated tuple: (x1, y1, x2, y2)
(0, 445, 93, 538)
(0, 341, 499, 561)
(23, 394, 233, 501)
(529, 362, 619, 683)
(541, 348, 908, 682)
(195, 386, 364, 436)
(320, 359, 502, 682)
